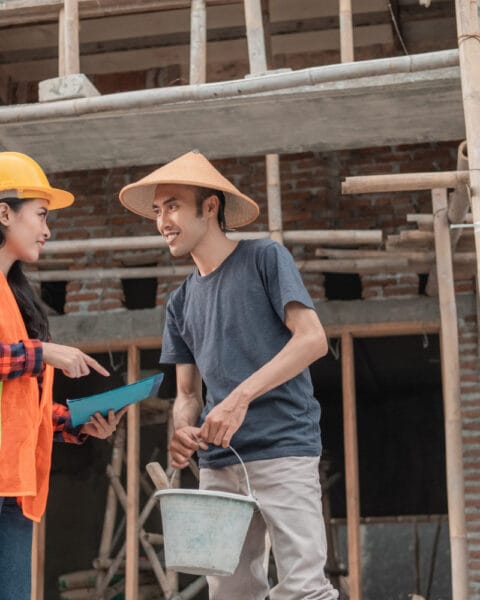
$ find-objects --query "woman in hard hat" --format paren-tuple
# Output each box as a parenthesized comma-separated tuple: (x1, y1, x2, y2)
(0, 152, 127, 599)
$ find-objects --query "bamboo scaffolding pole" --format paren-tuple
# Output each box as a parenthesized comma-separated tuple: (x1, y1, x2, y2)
(342, 171, 470, 195)
(341, 332, 362, 600)
(95, 426, 126, 594)
(315, 247, 476, 262)
(406, 212, 473, 229)
(282, 230, 382, 245)
(106, 468, 173, 598)
(63, 0, 80, 75)
(426, 141, 471, 296)
(339, 0, 354, 63)
(266, 153, 284, 245)
(166, 407, 179, 592)
(125, 345, 140, 600)
(432, 188, 468, 600)
(189, 0, 207, 85)
(243, 0, 284, 246)
(41, 230, 382, 254)
(31, 518, 46, 600)
(28, 253, 478, 282)
(455, 0, 480, 303)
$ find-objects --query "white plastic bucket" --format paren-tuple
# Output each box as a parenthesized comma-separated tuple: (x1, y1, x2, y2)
(155, 447, 258, 576)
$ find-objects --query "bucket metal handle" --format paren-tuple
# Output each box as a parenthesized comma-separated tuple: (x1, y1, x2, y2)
(169, 445, 254, 498)
(228, 445, 253, 498)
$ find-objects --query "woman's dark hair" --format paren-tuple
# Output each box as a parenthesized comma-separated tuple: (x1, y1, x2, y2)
(0, 198, 50, 340)
(194, 187, 227, 232)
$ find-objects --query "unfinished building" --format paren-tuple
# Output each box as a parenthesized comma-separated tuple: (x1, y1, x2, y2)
(0, 0, 479, 598)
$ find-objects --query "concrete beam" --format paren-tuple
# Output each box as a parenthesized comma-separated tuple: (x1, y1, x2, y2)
(0, 64, 464, 170)
(48, 295, 476, 346)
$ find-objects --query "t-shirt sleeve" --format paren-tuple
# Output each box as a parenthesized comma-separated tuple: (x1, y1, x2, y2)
(160, 296, 195, 364)
(259, 242, 315, 322)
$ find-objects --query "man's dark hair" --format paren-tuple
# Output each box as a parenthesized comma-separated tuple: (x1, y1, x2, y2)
(193, 186, 227, 232)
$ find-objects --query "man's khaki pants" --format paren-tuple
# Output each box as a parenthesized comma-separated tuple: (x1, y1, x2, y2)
(200, 456, 339, 600)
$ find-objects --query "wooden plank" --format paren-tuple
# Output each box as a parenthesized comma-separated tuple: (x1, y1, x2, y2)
(432, 188, 468, 600)
(0, 1, 390, 52)
(0, 27, 393, 81)
(31, 518, 46, 600)
(71, 320, 441, 355)
(0, 0, 387, 27)
(125, 345, 140, 600)
(341, 332, 362, 600)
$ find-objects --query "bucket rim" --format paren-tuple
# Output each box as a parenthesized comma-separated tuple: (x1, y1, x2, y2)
(154, 488, 258, 506)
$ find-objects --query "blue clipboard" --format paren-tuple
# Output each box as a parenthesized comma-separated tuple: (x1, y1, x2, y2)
(67, 373, 164, 427)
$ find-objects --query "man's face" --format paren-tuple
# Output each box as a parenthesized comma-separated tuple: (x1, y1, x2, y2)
(153, 184, 208, 257)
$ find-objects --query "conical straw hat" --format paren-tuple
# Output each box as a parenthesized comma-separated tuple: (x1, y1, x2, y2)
(119, 150, 259, 229)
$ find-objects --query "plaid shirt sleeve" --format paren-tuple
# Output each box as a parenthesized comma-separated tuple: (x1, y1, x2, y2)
(0, 340, 43, 380)
(52, 403, 88, 444)
(0, 340, 87, 444)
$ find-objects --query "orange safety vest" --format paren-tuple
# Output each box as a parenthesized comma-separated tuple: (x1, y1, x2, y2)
(0, 271, 54, 522)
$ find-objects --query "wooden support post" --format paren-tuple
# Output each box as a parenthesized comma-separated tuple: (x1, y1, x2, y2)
(339, 0, 354, 62)
(166, 406, 179, 593)
(455, 0, 480, 300)
(243, 0, 267, 73)
(189, 0, 207, 85)
(341, 332, 362, 600)
(31, 518, 46, 600)
(64, 0, 80, 75)
(58, 8, 66, 77)
(426, 141, 470, 296)
(125, 345, 140, 600)
(266, 153, 283, 244)
(432, 188, 468, 600)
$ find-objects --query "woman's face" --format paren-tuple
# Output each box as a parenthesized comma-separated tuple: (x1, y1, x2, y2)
(0, 198, 51, 264)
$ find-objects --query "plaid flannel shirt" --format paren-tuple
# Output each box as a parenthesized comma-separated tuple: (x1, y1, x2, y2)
(0, 340, 86, 444)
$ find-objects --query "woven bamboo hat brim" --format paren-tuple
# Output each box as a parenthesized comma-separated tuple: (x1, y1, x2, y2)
(119, 150, 259, 229)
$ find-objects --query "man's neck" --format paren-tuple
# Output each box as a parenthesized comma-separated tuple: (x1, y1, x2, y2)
(191, 231, 238, 277)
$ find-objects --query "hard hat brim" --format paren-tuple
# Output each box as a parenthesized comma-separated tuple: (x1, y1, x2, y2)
(14, 186, 74, 210)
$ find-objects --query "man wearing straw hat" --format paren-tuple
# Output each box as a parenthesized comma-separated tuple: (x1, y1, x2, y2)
(119, 150, 338, 600)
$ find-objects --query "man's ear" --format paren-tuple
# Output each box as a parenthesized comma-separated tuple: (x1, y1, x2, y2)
(204, 194, 219, 219)
(0, 202, 11, 227)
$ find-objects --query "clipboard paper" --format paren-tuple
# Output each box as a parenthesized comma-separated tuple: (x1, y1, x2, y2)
(67, 373, 164, 427)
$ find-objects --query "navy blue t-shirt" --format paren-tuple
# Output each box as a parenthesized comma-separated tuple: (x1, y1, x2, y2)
(160, 239, 321, 468)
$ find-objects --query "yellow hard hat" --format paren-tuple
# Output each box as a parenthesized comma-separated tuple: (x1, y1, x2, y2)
(0, 152, 73, 210)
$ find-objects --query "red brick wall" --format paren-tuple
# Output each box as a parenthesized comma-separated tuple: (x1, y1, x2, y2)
(45, 140, 469, 312)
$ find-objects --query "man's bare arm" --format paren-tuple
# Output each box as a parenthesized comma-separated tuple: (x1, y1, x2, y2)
(170, 363, 207, 468)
